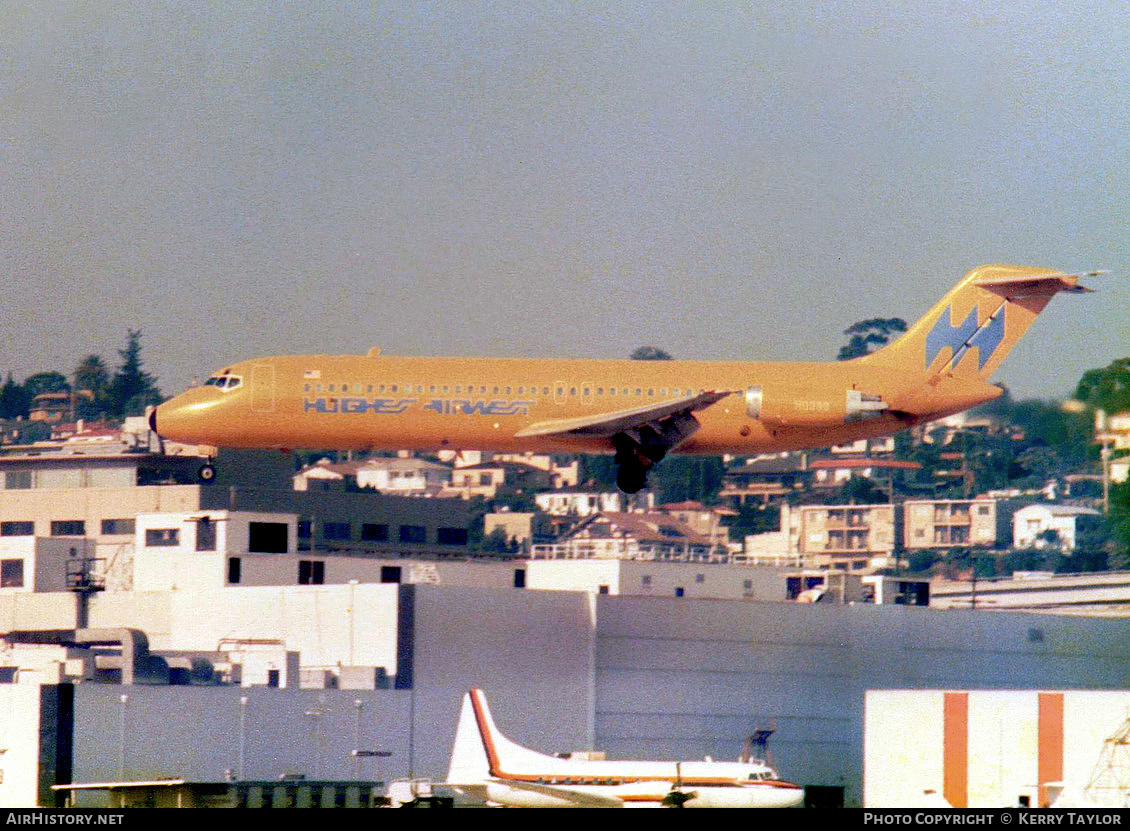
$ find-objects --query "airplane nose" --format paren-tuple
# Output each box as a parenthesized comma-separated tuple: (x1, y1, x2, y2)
(148, 407, 158, 434)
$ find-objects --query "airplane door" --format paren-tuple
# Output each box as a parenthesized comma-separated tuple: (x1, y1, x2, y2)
(744, 385, 763, 419)
(251, 364, 276, 413)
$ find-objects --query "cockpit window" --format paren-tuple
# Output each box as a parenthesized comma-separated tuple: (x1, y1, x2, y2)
(204, 374, 242, 391)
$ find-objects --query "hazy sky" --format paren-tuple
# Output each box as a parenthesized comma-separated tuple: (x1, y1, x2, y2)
(2, 2, 1127, 399)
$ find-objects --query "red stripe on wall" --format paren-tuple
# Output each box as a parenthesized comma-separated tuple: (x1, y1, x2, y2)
(1038, 693, 1064, 808)
(943, 692, 968, 809)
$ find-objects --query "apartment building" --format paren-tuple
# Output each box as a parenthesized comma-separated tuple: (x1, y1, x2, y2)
(903, 498, 1001, 549)
(793, 503, 897, 570)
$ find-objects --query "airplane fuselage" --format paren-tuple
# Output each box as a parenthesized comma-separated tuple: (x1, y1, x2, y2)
(153, 352, 995, 456)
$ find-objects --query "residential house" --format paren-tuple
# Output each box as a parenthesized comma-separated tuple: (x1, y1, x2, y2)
(1012, 504, 1104, 551)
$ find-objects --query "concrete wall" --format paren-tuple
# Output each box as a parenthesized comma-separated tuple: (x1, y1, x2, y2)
(593, 596, 1130, 807)
(0, 486, 204, 547)
(526, 560, 791, 601)
(0, 537, 76, 593)
(70, 686, 413, 791)
(2, 585, 597, 805)
(407, 585, 596, 779)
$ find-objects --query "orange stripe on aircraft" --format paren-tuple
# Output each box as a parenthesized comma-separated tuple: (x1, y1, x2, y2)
(943, 692, 968, 809)
(1037, 692, 1064, 808)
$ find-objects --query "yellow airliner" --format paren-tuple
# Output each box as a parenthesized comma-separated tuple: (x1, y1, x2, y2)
(151, 265, 1095, 492)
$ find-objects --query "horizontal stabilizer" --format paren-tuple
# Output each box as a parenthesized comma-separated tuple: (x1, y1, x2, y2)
(970, 269, 1104, 296)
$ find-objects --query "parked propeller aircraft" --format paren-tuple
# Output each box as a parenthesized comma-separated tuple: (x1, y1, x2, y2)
(444, 688, 804, 808)
(151, 265, 1096, 492)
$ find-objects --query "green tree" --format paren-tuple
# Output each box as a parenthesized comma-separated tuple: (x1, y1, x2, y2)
(652, 456, 725, 504)
(74, 354, 110, 419)
(1075, 358, 1130, 414)
(1110, 480, 1130, 565)
(0, 374, 30, 419)
(726, 502, 780, 540)
(581, 455, 618, 491)
(833, 476, 889, 504)
(836, 318, 908, 360)
(108, 330, 161, 418)
(630, 346, 673, 361)
(23, 371, 69, 398)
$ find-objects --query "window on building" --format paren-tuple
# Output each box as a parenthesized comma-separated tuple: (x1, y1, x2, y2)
(4, 471, 32, 490)
(249, 522, 288, 553)
(361, 523, 389, 542)
(598, 585, 609, 595)
(695, 574, 705, 583)
(380, 566, 401, 584)
(479, 473, 491, 486)
(196, 517, 217, 551)
(322, 522, 351, 541)
(437, 527, 468, 545)
(297, 521, 311, 538)
(298, 560, 325, 585)
(1, 559, 24, 588)
(978, 506, 990, 515)
(228, 557, 242, 585)
(145, 528, 180, 547)
(398, 525, 426, 544)
(674, 587, 685, 597)
(51, 521, 86, 537)
(100, 519, 134, 536)
(0, 522, 34, 537)
(513, 569, 526, 588)
(641, 575, 652, 586)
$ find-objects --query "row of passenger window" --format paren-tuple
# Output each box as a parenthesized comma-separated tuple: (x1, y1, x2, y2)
(302, 382, 702, 399)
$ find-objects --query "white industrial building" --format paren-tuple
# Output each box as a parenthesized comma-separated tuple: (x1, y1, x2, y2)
(865, 690, 1130, 808)
(4, 580, 1130, 807)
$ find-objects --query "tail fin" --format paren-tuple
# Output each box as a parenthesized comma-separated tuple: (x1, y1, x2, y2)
(446, 688, 554, 783)
(447, 690, 492, 783)
(858, 265, 1096, 382)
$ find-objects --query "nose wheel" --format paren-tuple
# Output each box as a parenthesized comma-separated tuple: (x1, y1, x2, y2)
(197, 462, 216, 483)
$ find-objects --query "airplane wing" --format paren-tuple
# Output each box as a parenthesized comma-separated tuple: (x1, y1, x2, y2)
(514, 391, 733, 440)
(491, 779, 626, 807)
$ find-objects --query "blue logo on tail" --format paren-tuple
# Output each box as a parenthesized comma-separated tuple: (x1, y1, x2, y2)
(925, 305, 1006, 371)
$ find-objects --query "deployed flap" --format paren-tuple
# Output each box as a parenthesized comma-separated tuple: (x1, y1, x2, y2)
(514, 391, 733, 439)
